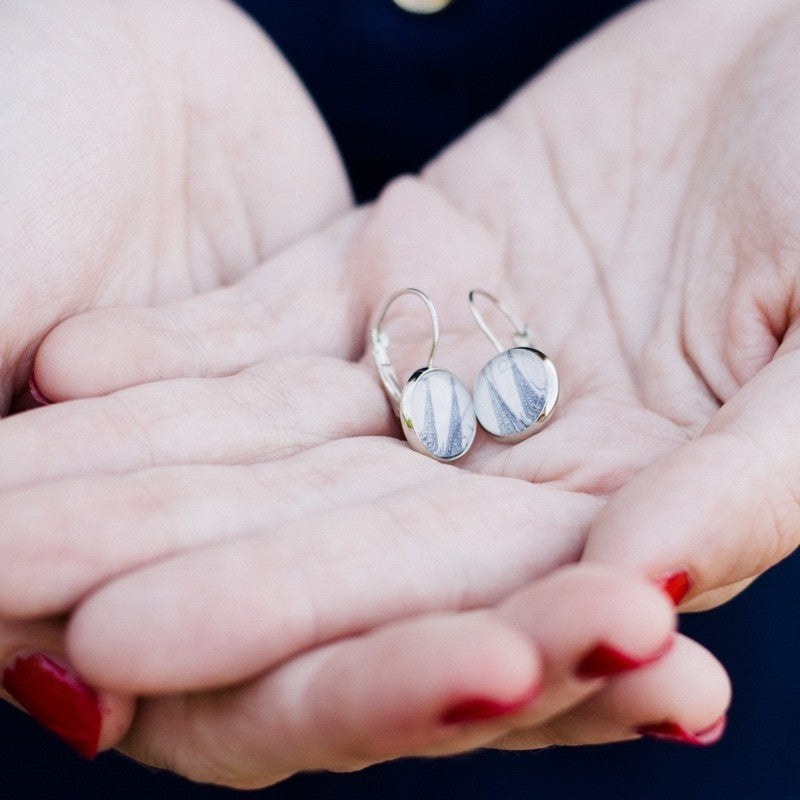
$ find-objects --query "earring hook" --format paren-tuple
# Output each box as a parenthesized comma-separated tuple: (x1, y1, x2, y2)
(468, 289, 531, 353)
(370, 288, 440, 410)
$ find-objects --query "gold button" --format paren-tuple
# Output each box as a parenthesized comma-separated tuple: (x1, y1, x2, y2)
(393, 0, 453, 14)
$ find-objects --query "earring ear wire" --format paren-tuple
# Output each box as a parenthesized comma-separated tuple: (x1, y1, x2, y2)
(468, 289, 531, 352)
(469, 289, 559, 442)
(371, 289, 476, 461)
(371, 288, 439, 410)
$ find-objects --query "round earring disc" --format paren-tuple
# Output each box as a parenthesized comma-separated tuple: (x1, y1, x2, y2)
(473, 348, 558, 441)
(400, 368, 476, 461)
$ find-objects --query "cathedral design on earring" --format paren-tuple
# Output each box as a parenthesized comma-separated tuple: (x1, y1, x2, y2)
(371, 289, 477, 461)
(469, 289, 559, 442)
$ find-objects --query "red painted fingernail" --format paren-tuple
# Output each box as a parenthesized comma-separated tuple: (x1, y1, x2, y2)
(2, 653, 101, 759)
(637, 715, 727, 746)
(441, 684, 541, 725)
(28, 375, 52, 406)
(575, 638, 673, 680)
(656, 571, 691, 606)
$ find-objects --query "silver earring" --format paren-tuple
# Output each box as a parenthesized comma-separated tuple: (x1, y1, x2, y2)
(469, 289, 559, 442)
(371, 289, 477, 461)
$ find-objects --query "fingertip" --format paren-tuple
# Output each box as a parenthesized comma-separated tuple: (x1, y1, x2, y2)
(636, 714, 727, 747)
(28, 374, 52, 406)
(431, 615, 545, 726)
(289, 611, 546, 762)
(34, 314, 88, 400)
(1, 650, 136, 759)
(655, 570, 692, 606)
(616, 634, 732, 733)
(502, 562, 677, 663)
(66, 585, 157, 693)
(96, 690, 138, 754)
(34, 309, 145, 400)
(321, 612, 545, 738)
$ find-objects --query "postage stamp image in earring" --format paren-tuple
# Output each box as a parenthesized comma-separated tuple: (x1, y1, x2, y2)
(469, 289, 558, 443)
(371, 288, 476, 461)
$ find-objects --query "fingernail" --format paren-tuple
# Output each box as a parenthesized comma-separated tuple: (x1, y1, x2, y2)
(575, 638, 673, 680)
(656, 571, 691, 606)
(440, 684, 541, 725)
(2, 653, 102, 759)
(637, 715, 727, 746)
(28, 375, 52, 406)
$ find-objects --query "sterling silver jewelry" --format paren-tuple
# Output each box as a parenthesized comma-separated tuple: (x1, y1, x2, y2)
(371, 289, 476, 461)
(469, 289, 558, 442)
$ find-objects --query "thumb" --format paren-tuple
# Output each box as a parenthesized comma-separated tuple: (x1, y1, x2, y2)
(583, 342, 800, 610)
(31, 213, 365, 403)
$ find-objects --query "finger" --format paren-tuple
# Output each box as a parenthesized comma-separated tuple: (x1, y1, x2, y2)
(33, 175, 502, 405)
(115, 564, 674, 789)
(583, 345, 800, 610)
(492, 563, 675, 723)
(121, 613, 540, 789)
(0, 355, 393, 491)
(0, 620, 135, 760)
(65, 479, 599, 691)
(0, 438, 431, 617)
(493, 633, 730, 750)
(31, 214, 366, 402)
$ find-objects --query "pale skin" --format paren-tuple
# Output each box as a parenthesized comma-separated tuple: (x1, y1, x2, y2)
(4, 0, 800, 787)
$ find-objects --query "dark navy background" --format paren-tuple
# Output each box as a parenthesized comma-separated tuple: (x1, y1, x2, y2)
(4, 2, 800, 797)
(241, 0, 636, 200)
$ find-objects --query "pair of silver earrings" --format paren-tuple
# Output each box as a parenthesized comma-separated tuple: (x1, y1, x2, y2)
(370, 288, 559, 461)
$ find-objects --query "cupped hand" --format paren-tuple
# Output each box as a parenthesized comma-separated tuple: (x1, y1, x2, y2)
(0, 0, 349, 410)
(3, 0, 795, 780)
(24, 0, 800, 623)
(0, 0, 349, 758)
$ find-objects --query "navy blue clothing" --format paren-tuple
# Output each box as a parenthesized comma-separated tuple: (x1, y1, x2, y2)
(237, 0, 634, 199)
(5, 2, 800, 798)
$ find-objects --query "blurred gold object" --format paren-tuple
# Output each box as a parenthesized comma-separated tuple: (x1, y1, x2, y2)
(392, 0, 453, 14)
